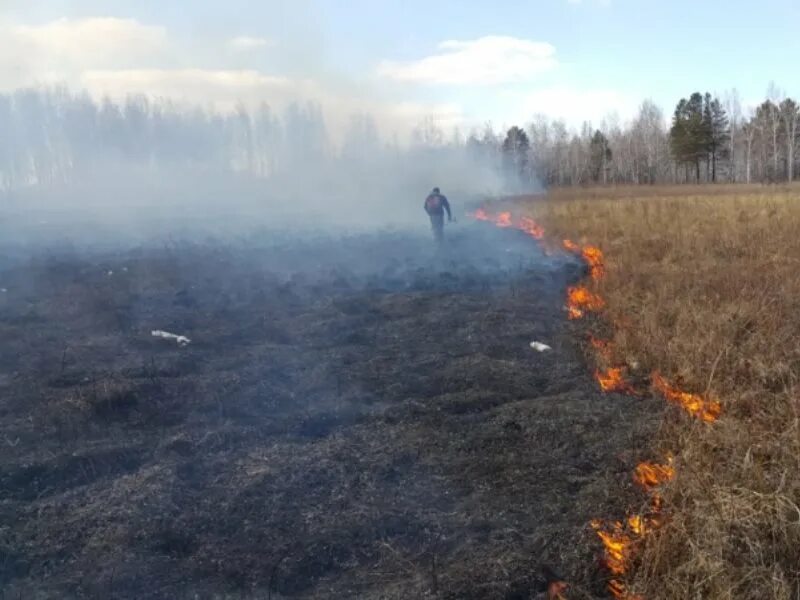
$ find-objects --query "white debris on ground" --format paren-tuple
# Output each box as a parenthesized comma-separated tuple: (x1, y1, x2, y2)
(0, 288, 7, 293)
(530, 341, 552, 352)
(151, 330, 192, 347)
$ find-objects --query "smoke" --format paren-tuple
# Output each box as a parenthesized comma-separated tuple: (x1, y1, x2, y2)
(0, 87, 534, 252)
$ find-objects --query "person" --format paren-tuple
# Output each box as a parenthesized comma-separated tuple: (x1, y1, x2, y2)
(423, 187, 452, 243)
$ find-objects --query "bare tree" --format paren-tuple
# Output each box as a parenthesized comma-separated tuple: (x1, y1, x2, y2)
(779, 98, 799, 182)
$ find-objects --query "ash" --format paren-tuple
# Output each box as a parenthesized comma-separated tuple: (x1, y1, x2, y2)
(0, 223, 659, 599)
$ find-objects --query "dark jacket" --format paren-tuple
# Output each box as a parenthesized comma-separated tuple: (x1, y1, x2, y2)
(424, 193, 451, 219)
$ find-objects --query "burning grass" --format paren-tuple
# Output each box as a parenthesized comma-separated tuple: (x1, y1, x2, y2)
(518, 185, 800, 599)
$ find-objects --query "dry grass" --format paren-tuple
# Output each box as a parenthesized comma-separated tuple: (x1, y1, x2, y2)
(518, 187, 800, 599)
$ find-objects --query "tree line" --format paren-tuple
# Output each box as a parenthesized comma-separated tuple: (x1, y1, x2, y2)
(495, 86, 800, 186)
(0, 85, 798, 192)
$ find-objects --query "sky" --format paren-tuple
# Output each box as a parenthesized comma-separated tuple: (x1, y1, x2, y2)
(1, 0, 798, 140)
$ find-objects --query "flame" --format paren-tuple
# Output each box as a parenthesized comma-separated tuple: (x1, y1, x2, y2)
(563, 239, 581, 253)
(591, 520, 634, 576)
(651, 373, 722, 423)
(473, 208, 489, 221)
(566, 286, 605, 319)
(471, 209, 546, 242)
(627, 515, 645, 536)
(519, 216, 545, 240)
(582, 245, 605, 281)
(633, 457, 676, 490)
(596, 367, 635, 394)
(609, 579, 644, 600)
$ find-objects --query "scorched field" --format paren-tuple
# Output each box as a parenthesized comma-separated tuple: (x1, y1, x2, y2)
(0, 223, 660, 599)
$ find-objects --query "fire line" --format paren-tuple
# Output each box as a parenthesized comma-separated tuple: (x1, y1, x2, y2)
(471, 207, 722, 599)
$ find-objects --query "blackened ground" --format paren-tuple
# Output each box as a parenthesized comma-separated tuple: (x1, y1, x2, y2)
(0, 224, 661, 599)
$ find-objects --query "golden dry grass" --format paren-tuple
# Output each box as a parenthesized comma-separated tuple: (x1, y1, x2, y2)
(519, 186, 800, 599)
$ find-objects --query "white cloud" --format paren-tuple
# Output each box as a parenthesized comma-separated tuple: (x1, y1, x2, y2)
(0, 16, 464, 144)
(0, 17, 167, 89)
(512, 86, 637, 127)
(228, 36, 274, 51)
(377, 36, 557, 85)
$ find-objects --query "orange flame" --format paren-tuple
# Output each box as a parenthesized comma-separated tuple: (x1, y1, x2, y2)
(563, 239, 581, 253)
(651, 373, 722, 423)
(596, 367, 635, 394)
(472, 209, 547, 242)
(591, 520, 635, 577)
(581, 245, 605, 281)
(519, 216, 545, 240)
(633, 457, 676, 491)
(496, 211, 513, 227)
(566, 286, 605, 319)
(609, 579, 644, 600)
(473, 208, 489, 221)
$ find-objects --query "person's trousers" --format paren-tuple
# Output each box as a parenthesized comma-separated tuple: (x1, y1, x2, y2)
(429, 214, 444, 242)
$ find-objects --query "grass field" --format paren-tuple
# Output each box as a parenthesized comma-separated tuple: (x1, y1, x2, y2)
(520, 184, 800, 599)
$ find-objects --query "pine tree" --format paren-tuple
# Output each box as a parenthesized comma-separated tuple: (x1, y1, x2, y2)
(589, 130, 612, 183)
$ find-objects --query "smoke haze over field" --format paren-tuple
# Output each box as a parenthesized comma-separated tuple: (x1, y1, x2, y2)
(0, 88, 535, 249)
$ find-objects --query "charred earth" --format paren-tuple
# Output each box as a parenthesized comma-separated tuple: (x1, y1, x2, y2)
(0, 224, 659, 599)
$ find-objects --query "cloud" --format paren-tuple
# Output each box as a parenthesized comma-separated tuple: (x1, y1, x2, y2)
(377, 36, 557, 85)
(0, 15, 463, 144)
(228, 36, 274, 51)
(513, 86, 637, 126)
(0, 17, 167, 89)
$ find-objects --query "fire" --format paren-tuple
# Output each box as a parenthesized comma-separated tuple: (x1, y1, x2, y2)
(592, 456, 674, 599)
(651, 372, 722, 423)
(581, 245, 605, 281)
(633, 457, 675, 490)
(566, 285, 605, 319)
(496, 211, 513, 227)
(562, 240, 605, 281)
(595, 367, 635, 394)
(591, 519, 633, 576)
(627, 515, 645, 536)
(473, 205, 722, 599)
(519, 216, 545, 240)
(471, 209, 547, 242)
(609, 579, 643, 600)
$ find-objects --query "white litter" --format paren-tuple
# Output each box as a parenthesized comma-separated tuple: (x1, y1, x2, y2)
(0, 288, 6, 293)
(151, 330, 192, 347)
(530, 341, 552, 352)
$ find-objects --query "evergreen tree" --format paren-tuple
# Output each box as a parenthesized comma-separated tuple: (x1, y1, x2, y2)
(589, 130, 612, 183)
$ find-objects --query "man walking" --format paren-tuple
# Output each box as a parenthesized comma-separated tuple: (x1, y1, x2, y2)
(423, 187, 452, 243)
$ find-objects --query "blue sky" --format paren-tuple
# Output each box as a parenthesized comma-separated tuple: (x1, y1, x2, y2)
(1, 0, 798, 137)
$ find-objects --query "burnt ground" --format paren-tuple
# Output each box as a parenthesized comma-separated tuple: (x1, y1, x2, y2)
(0, 224, 661, 599)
